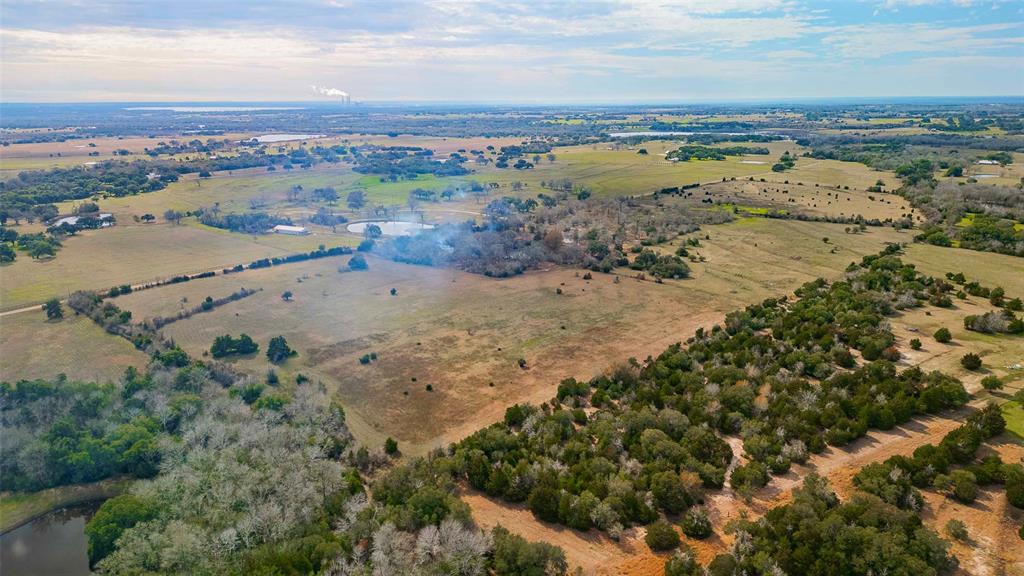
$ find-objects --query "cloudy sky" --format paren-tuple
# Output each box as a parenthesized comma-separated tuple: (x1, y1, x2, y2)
(2, 0, 1022, 102)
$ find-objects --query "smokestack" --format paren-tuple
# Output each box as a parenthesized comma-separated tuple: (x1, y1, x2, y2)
(311, 85, 352, 103)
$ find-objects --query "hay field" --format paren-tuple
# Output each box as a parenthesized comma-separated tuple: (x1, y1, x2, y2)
(112, 219, 905, 453)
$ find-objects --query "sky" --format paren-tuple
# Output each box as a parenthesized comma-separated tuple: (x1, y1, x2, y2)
(1, 0, 1022, 103)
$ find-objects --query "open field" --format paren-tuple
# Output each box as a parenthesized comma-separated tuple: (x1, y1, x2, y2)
(0, 220, 354, 310)
(699, 178, 915, 222)
(478, 140, 802, 198)
(336, 134, 524, 155)
(903, 243, 1024, 291)
(51, 162, 362, 218)
(0, 310, 148, 383)
(0, 132, 258, 177)
(109, 219, 907, 453)
(467, 140, 902, 201)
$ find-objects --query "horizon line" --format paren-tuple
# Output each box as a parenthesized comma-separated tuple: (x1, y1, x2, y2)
(2, 95, 1023, 107)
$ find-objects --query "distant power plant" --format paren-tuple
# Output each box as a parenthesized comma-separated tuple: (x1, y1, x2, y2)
(310, 85, 352, 103)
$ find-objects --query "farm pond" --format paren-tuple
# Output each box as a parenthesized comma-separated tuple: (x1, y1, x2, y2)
(0, 503, 98, 575)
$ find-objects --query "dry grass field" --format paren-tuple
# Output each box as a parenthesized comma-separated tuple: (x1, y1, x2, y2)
(0, 132, 258, 176)
(109, 218, 907, 453)
(0, 221, 352, 310)
(0, 310, 147, 383)
(698, 178, 916, 223)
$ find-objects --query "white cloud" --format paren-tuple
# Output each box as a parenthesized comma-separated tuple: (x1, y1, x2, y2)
(823, 22, 1022, 58)
(1, 1, 1021, 101)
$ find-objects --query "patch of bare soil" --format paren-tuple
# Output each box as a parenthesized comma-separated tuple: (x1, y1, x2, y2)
(461, 489, 643, 575)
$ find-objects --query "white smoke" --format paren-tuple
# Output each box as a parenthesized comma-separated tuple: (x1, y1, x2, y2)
(310, 85, 350, 98)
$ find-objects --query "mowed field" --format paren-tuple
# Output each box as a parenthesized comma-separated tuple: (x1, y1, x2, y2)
(109, 219, 907, 453)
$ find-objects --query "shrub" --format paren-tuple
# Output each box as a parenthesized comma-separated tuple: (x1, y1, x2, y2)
(909, 338, 922, 350)
(981, 375, 1003, 391)
(645, 519, 680, 551)
(348, 254, 368, 270)
(680, 508, 712, 539)
(528, 486, 561, 523)
(664, 545, 702, 576)
(961, 353, 982, 370)
(1006, 465, 1024, 509)
(85, 495, 158, 566)
(384, 437, 399, 455)
(945, 519, 969, 541)
(491, 525, 568, 576)
(266, 336, 296, 364)
(934, 327, 952, 343)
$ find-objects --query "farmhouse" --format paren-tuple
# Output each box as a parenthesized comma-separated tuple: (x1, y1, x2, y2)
(273, 224, 310, 235)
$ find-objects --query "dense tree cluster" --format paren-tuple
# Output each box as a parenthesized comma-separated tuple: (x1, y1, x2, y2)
(853, 403, 1018, 509)
(666, 145, 768, 162)
(351, 146, 469, 179)
(0, 161, 178, 219)
(710, 474, 954, 576)
(771, 151, 796, 172)
(7, 317, 565, 575)
(210, 333, 259, 358)
(0, 376, 161, 491)
(199, 210, 292, 234)
(380, 195, 728, 277)
(444, 248, 969, 534)
(629, 248, 690, 278)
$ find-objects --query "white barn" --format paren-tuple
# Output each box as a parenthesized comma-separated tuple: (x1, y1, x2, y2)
(273, 224, 310, 235)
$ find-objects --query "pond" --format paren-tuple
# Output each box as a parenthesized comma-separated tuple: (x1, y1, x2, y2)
(347, 221, 435, 236)
(0, 503, 98, 576)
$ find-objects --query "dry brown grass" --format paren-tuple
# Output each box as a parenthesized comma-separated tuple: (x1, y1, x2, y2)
(107, 219, 906, 453)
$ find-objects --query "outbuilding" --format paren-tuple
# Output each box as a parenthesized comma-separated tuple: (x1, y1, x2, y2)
(273, 224, 310, 235)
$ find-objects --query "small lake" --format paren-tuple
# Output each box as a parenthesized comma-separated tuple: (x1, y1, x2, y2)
(253, 133, 326, 143)
(126, 106, 303, 112)
(0, 503, 98, 576)
(347, 221, 435, 237)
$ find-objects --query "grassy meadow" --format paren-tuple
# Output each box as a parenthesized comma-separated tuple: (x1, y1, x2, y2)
(0, 310, 148, 383)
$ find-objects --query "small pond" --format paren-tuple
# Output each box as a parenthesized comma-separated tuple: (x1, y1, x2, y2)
(347, 221, 435, 236)
(0, 503, 99, 576)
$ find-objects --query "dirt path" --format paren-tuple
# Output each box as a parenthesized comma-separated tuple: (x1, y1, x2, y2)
(461, 490, 645, 575)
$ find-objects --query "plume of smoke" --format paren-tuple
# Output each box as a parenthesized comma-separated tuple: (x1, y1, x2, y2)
(310, 85, 350, 98)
